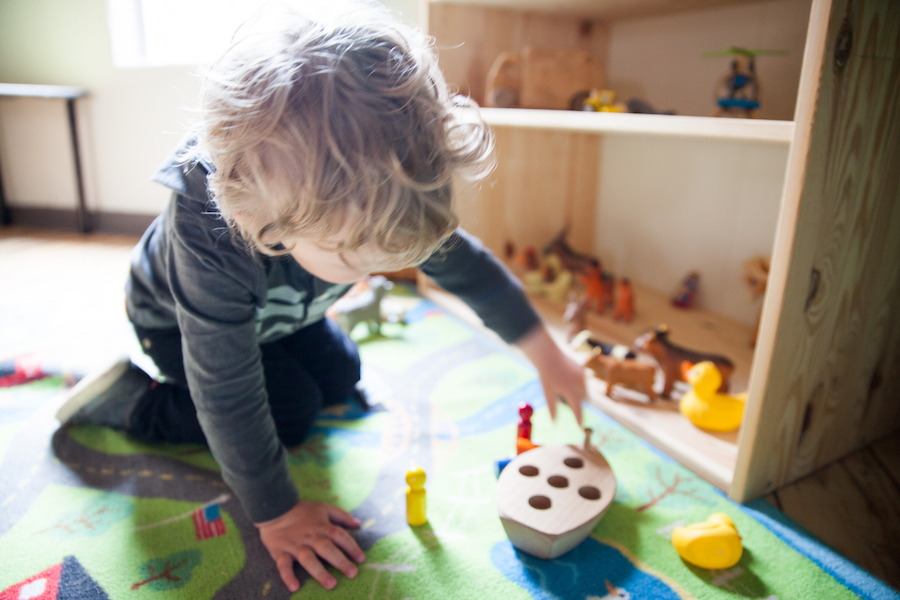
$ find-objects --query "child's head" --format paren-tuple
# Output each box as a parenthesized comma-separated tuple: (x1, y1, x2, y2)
(194, 1, 493, 272)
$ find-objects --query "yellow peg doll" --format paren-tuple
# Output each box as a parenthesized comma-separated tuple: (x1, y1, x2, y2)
(406, 467, 427, 526)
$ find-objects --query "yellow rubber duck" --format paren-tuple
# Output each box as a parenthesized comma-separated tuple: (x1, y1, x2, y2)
(672, 513, 743, 569)
(680, 361, 747, 432)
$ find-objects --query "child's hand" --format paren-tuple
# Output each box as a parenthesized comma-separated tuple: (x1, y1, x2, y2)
(256, 500, 366, 592)
(516, 324, 589, 425)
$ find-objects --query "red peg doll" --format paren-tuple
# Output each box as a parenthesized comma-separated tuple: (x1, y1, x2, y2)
(517, 402, 534, 441)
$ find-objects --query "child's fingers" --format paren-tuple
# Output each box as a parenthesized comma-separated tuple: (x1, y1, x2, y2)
(295, 546, 337, 590)
(312, 538, 359, 579)
(329, 524, 366, 563)
(326, 504, 362, 529)
(567, 395, 583, 426)
(275, 553, 301, 593)
(545, 391, 558, 421)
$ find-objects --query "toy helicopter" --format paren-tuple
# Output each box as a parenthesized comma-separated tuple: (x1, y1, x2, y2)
(703, 46, 787, 118)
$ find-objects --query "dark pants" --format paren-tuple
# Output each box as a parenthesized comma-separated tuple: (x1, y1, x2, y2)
(128, 318, 360, 448)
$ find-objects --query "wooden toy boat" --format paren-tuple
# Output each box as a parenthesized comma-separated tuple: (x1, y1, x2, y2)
(496, 429, 616, 559)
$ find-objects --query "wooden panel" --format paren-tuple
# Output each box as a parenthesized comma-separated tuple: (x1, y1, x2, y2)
(733, 0, 900, 501)
(774, 448, 900, 590)
(428, 4, 609, 106)
(454, 127, 601, 258)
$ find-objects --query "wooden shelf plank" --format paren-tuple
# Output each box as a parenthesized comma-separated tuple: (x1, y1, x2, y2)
(479, 108, 795, 143)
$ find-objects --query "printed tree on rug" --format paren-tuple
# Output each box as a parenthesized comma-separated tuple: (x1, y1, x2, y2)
(131, 550, 202, 592)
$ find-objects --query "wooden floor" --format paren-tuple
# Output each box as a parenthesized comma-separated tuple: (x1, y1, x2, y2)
(1, 226, 898, 592)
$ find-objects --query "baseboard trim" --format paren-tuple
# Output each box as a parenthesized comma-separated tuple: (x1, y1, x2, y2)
(5, 207, 154, 236)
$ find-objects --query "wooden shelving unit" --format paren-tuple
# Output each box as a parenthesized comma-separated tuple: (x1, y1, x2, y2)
(429, 0, 900, 503)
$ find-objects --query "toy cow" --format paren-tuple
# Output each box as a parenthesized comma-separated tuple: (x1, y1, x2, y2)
(635, 326, 733, 398)
(333, 275, 394, 335)
(584, 350, 658, 402)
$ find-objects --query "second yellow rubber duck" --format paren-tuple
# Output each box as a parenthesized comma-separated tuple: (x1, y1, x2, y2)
(680, 362, 747, 432)
(672, 513, 743, 569)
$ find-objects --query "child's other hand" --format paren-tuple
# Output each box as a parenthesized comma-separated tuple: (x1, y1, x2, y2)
(516, 324, 588, 425)
(256, 500, 366, 592)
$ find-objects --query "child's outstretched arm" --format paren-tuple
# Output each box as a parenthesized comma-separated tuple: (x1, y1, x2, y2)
(421, 229, 589, 424)
(256, 500, 366, 592)
(516, 323, 589, 425)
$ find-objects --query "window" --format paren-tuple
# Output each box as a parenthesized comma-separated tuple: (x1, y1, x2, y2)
(106, 0, 267, 68)
(107, 0, 420, 68)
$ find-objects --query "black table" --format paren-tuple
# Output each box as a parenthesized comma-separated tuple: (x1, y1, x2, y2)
(0, 83, 90, 232)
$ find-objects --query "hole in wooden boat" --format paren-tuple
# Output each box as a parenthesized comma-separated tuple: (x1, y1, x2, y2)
(578, 486, 601, 500)
(564, 457, 584, 468)
(529, 495, 552, 510)
(519, 465, 539, 477)
(547, 475, 569, 488)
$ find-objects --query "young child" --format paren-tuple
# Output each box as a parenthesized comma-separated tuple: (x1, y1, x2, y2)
(57, 1, 587, 592)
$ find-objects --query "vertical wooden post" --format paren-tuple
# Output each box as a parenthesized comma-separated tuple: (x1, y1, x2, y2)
(733, 0, 900, 502)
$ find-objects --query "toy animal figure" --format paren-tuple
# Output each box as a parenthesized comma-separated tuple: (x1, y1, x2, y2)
(743, 256, 770, 345)
(543, 229, 598, 273)
(564, 294, 589, 342)
(585, 351, 658, 402)
(571, 330, 636, 360)
(524, 253, 573, 302)
(601, 272, 616, 312)
(578, 261, 608, 314)
(680, 362, 746, 431)
(518, 245, 540, 271)
(635, 326, 733, 398)
(333, 275, 393, 335)
(612, 278, 634, 322)
(504, 240, 517, 261)
(671, 513, 743, 569)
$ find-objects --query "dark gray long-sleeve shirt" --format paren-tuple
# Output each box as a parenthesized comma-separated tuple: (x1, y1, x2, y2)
(126, 140, 540, 523)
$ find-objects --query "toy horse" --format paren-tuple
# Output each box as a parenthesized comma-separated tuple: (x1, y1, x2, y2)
(635, 326, 733, 397)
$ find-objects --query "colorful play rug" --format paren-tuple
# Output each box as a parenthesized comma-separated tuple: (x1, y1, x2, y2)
(1, 288, 897, 600)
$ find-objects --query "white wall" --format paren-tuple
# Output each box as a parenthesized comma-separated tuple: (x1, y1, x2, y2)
(0, 0, 423, 217)
(594, 134, 788, 325)
(606, 0, 812, 120)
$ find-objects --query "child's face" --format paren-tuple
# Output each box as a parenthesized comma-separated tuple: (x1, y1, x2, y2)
(288, 236, 373, 284)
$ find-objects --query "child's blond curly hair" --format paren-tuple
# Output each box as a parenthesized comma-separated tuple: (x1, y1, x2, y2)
(192, 1, 494, 270)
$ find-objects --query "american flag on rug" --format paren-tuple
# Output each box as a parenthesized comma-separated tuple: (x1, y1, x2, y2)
(192, 503, 226, 541)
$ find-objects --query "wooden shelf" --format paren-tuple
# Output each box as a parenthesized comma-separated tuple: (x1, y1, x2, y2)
(479, 108, 795, 144)
(428, 0, 764, 21)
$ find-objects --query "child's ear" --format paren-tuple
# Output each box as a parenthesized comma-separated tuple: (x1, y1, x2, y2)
(231, 211, 248, 228)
